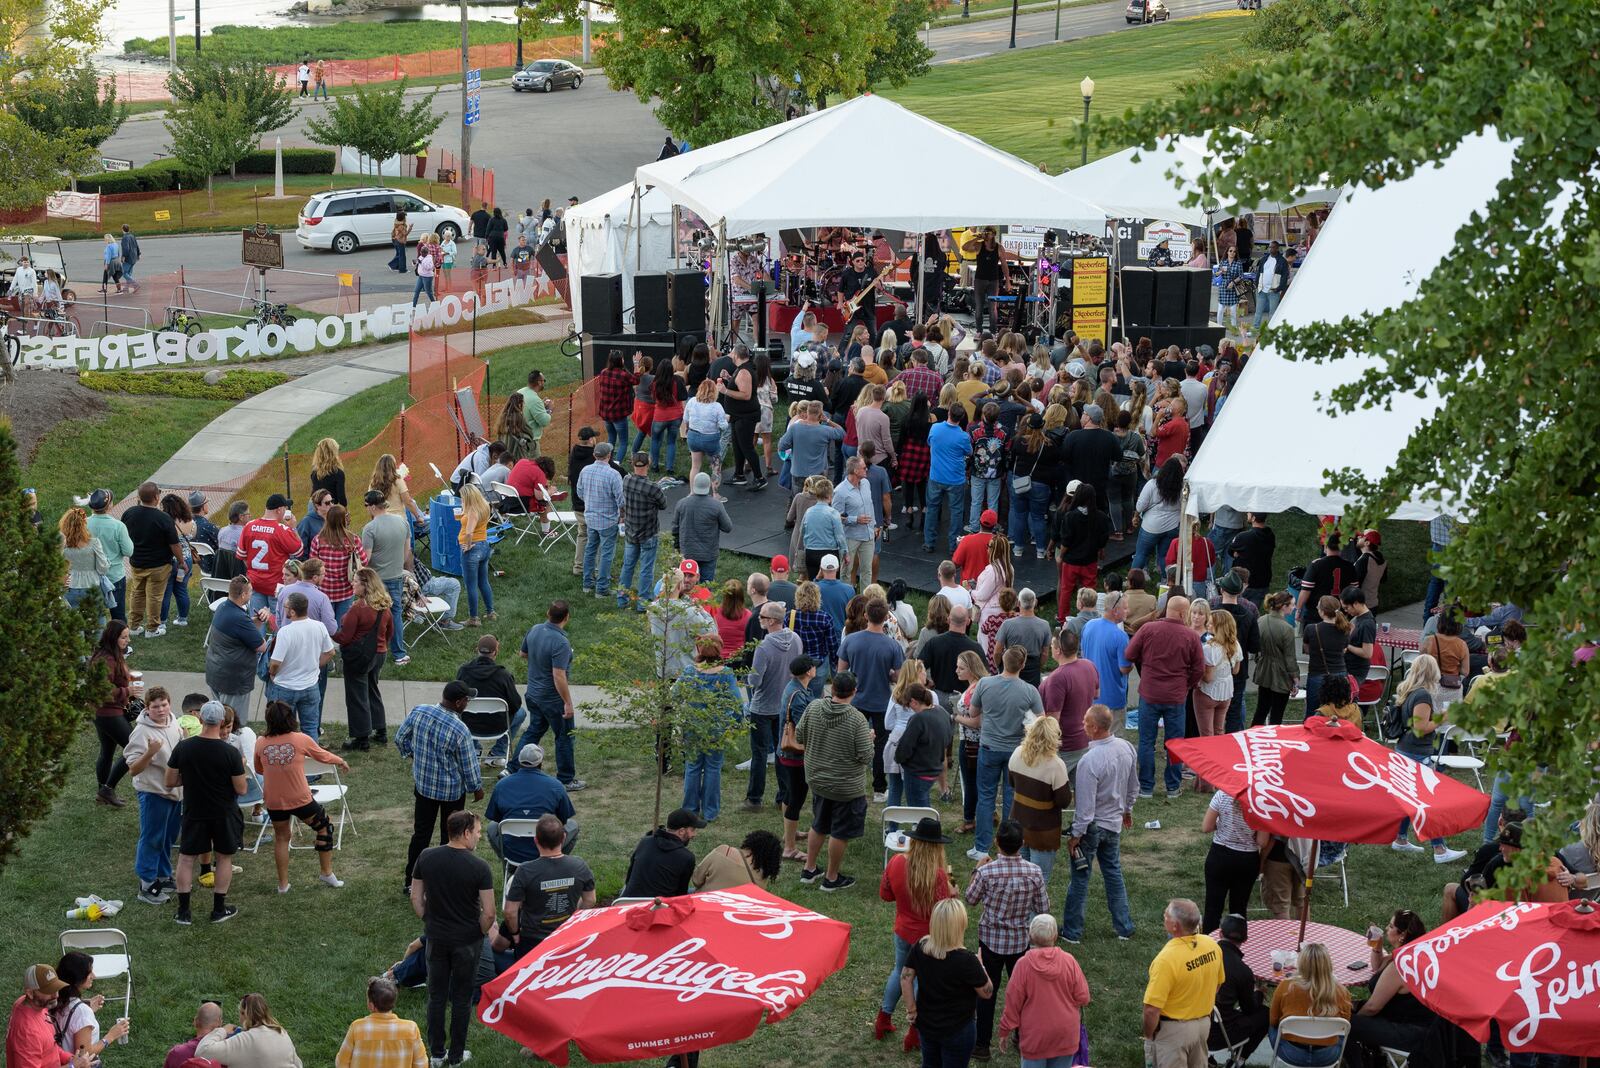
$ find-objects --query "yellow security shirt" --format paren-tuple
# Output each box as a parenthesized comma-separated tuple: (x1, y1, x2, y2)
(1143, 933, 1224, 1021)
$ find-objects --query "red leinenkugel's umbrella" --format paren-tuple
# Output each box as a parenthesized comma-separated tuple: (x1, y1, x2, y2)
(477, 884, 851, 1065)
(1394, 899, 1600, 1059)
(1166, 717, 1489, 844)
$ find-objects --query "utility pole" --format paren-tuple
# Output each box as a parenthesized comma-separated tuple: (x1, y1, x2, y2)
(1055, 0, 1062, 40)
(1009, 0, 1020, 48)
(167, 0, 177, 101)
(195, 0, 201, 51)
(581, 0, 592, 64)
(459, 0, 471, 210)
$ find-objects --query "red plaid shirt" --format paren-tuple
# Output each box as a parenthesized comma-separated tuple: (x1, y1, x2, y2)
(310, 532, 369, 602)
(896, 364, 944, 405)
(964, 853, 1049, 955)
(596, 367, 637, 421)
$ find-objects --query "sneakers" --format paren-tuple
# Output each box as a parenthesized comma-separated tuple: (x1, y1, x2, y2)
(1433, 847, 1468, 864)
(750, 479, 768, 491)
(484, 757, 507, 768)
(145, 625, 167, 637)
(441, 621, 465, 631)
(209, 905, 239, 924)
(728, 476, 750, 487)
(138, 883, 170, 905)
(174, 910, 192, 926)
(171, 617, 189, 627)
(341, 738, 370, 752)
(1391, 839, 1426, 855)
(740, 800, 763, 812)
(448, 1053, 472, 1066)
(564, 779, 588, 792)
(1036, 549, 1047, 560)
(393, 656, 411, 667)
(965, 847, 989, 863)
(872, 791, 888, 803)
(799, 867, 821, 884)
(735, 758, 753, 771)
(320, 873, 345, 888)
(971, 1044, 992, 1062)
(277, 884, 292, 894)
(1011, 546, 1023, 558)
(820, 874, 856, 892)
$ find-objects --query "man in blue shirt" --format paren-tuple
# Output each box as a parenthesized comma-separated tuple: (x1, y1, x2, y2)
(833, 456, 878, 589)
(520, 600, 584, 791)
(837, 600, 904, 798)
(485, 743, 579, 863)
(924, 406, 974, 554)
(575, 441, 625, 598)
(1080, 591, 1134, 724)
(815, 556, 854, 638)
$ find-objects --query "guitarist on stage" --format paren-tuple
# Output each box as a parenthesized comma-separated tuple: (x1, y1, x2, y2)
(836, 249, 882, 339)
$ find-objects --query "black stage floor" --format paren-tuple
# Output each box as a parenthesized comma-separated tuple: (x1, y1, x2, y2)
(661, 478, 1135, 606)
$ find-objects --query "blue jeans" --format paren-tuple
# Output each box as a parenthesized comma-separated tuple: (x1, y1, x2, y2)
(1209, 523, 1242, 573)
(920, 1018, 976, 1068)
(582, 522, 618, 594)
(1225, 684, 1246, 734)
(1023, 845, 1058, 885)
(161, 561, 191, 622)
(1423, 541, 1448, 622)
(267, 681, 323, 739)
(683, 750, 724, 821)
(1304, 674, 1325, 721)
(1483, 771, 1537, 843)
(1007, 481, 1051, 551)
(1062, 825, 1134, 940)
(1022, 1057, 1076, 1068)
(974, 746, 1015, 854)
(746, 715, 782, 804)
(383, 577, 408, 661)
(968, 476, 1001, 530)
(412, 275, 435, 306)
(521, 696, 576, 784)
(388, 239, 406, 272)
(1251, 289, 1282, 331)
(461, 541, 493, 619)
(618, 536, 658, 604)
(696, 556, 718, 585)
(1266, 1030, 1343, 1067)
(108, 576, 127, 622)
(1395, 748, 1445, 847)
(629, 424, 651, 458)
(491, 707, 529, 763)
(134, 791, 182, 883)
(650, 419, 680, 470)
(901, 773, 933, 810)
(247, 590, 273, 629)
(882, 933, 912, 1013)
(1131, 525, 1177, 575)
(924, 480, 968, 553)
(1137, 699, 1186, 795)
(331, 597, 353, 625)
(603, 418, 628, 449)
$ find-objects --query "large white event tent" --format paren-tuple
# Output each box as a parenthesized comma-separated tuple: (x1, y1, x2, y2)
(633, 94, 1107, 237)
(1054, 128, 1341, 227)
(1185, 130, 1519, 521)
(565, 182, 676, 334)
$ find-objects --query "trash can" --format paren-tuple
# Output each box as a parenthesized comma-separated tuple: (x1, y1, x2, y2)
(428, 492, 463, 576)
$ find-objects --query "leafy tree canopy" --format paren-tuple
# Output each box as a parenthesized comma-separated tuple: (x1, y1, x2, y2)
(303, 78, 444, 177)
(1105, 0, 1600, 889)
(12, 64, 126, 152)
(169, 54, 295, 140)
(166, 90, 258, 205)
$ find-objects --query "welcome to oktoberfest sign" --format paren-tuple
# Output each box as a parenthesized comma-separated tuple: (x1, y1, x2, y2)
(16, 277, 545, 372)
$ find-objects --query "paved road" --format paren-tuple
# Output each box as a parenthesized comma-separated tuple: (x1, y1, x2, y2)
(927, 0, 1241, 62)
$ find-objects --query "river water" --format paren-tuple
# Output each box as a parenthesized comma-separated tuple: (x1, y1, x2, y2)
(97, 0, 522, 52)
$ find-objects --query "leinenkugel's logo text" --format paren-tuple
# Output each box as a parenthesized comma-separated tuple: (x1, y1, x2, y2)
(1342, 749, 1441, 834)
(1397, 904, 1599, 1049)
(1231, 728, 1315, 825)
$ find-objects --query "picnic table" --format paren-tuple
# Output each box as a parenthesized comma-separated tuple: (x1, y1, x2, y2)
(1216, 919, 1376, 987)
(1376, 625, 1423, 655)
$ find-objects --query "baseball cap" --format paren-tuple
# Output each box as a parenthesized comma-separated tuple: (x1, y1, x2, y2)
(692, 472, 712, 495)
(1082, 403, 1104, 424)
(442, 680, 477, 703)
(363, 489, 386, 507)
(820, 553, 839, 572)
(632, 452, 650, 467)
(1065, 359, 1088, 381)
(198, 700, 228, 725)
(24, 965, 66, 996)
(666, 808, 708, 830)
(770, 554, 790, 573)
(794, 351, 817, 370)
(979, 509, 998, 529)
(516, 743, 546, 768)
(88, 489, 112, 510)
(680, 559, 700, 577)
(1064, 479, 1082, 496)
(266, 493, 292, 510)
(187, 490, 209, 510)
(1362, 529, 1382, 546)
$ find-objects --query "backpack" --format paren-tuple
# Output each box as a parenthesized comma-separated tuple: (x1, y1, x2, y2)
(1379, 697, 1406, 742)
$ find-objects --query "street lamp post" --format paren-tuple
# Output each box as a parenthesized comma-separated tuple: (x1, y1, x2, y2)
(1009, 0, 1020, 47)
(1079, 76, 1095, 167)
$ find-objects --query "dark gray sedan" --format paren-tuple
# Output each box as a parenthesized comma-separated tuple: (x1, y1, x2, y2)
(512, 60, 583, 92)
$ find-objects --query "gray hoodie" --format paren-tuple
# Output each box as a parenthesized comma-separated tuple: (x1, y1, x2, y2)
(125, 707, 184, 800)
(748, 627, 803, 717)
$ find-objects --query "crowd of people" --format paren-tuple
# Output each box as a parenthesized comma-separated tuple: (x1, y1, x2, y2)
(21, 312, 1599, 1068)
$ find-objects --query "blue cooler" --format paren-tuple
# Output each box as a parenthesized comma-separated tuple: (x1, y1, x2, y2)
(428, 493, 464, 576)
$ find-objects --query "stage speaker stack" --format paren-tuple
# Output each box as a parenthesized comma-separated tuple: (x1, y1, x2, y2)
(1153, 270, 1189, 327)
(580, 273, 623, 336)
(584, 332, 679, 378)
(1183, 267, 1211, 327)
(667, 269, 706, 334)
(1119, 267, 1155, 328)
(634, 273, 670, 333)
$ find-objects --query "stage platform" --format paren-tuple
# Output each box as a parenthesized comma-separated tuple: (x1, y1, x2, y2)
(659, 477, 1135, 607)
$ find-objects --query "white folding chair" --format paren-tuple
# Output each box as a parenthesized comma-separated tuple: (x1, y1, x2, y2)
(239, 772, 272, 853)
(465, 697, 511, 766)
(1356, 664, 1391, 735)
(1382, 1048, 1412, 1068)
(1268, 1016, 1350, 1068)
(200, 576, 233, 612)
(1433, 723, 1486, 789)
(190, 541, 216, 577)
(59, 929, 131, 1014)
(1208, 1006, 1250, 1067)
(536, 483, 580, 551)
(302, 757, 355, 850)
(490, 481, 545, 545)
(1315, 848, 1351, 907)
(880, 805, 939, 865)
(497, 817, 542, 905)
(408, 596, 458, 650)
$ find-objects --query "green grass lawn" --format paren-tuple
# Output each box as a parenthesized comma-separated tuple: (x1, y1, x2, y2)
(0, 698, 1474, 1068)
(123, 20, 530, 63)
(886, 13, 1253, 173)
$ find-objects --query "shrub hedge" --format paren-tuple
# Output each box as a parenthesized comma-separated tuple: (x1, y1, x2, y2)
(75, 149, 333, 192)
(235, 148, 335, 175)
(80, 369, 291, 401)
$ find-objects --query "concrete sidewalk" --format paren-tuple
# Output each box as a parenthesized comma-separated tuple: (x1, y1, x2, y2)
(149, 317, 570, 489)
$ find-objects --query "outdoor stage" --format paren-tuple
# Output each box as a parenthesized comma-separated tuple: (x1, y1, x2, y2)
(660, 477, 1135, 607)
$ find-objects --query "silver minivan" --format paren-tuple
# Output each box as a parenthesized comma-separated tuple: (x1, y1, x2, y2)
(295, 187, 471, 254)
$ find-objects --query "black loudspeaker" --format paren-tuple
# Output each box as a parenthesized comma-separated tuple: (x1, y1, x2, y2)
(581, 273, 623, 336)
(1153, 269, 1188, 327)
(634, 273, 670, 333)
(1128, 325, 1228, 352)
(585, 332, 679, 379)
(1119, 267, 1155, 327)
(667, 269, 706, 334)
(1183, 267, 1211, 326)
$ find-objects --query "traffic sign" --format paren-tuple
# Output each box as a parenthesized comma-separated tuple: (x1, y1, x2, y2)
(463, 96, 481, 126)
(466, 68, 482, 91)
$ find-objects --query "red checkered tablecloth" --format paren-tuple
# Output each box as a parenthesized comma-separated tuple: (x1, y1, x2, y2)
(1217, 919, 1375, 986)
(1376, 626, 1423, 654)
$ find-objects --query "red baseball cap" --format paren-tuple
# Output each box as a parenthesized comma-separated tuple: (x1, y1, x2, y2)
(679, 559, 699, 576)
(770, 555, 790, 573)
(1362, 529, 1382, 546)
(980, 509, 999, 529)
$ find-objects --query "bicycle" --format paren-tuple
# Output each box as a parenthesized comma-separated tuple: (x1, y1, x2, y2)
(36, 303, 79, 339)
(161, 307, 205, 338)
(249, 301, 296, 329)
(0, 311, 17, 383)
(560, 322, 582, 359)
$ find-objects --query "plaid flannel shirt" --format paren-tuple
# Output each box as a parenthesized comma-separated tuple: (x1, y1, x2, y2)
(596, 367, 636, 421)
(621, 472, 667, 543)
(394, 703, 482, 801)
(335, 1012, 427, 1068)
(964, 853, 1049, 955)
(896, 364, 944, 405)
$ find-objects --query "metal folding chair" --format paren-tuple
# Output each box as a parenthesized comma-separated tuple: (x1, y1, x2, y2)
(60, 929, 131, 1014)
(536, 483, 580, 552)
(490, 480, 545, 545)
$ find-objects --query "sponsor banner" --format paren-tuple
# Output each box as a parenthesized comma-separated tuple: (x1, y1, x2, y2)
(46, 191, 102, 224)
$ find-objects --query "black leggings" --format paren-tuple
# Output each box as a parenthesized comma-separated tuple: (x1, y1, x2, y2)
(1203, 843, 1261, 934)
(1253, 687, 1292, 727)
(782, 765, 810, 823)
(406, 791, 464, 883)
(730, 412, 765, 481)
(95, 715, 131, 789)
(487, 235, 507, 266)
(904, 479, 925, 514)
(960, 740, 979, 822)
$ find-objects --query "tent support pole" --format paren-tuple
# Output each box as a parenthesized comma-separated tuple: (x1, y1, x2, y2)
(914, 232, 926, 325)
(1178, 481, 1194, 593)
(1111, 231, 1126, 345)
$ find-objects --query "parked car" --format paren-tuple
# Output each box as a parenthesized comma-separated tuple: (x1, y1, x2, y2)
(511, 60, 583, 93)
(1126, 0, 1170, 21)
(295, 187, 471, 254)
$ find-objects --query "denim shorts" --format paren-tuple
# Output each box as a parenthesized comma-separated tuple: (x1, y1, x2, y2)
(686, 429, 721, 454)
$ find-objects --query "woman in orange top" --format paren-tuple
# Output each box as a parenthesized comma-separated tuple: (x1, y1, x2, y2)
(1268, 943, 1351, 1066)
(255, 699, 349, 893)
(876, 817, 955, 1046)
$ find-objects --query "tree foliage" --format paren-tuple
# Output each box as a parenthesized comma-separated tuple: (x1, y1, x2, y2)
(168, 55, 295, 142)
(166, 91, 258, 207)
(0, 0, 113, 208)
(12, 64, 126, 152)
(522, 0, 922, 144)
(303, 79, 444, 178)
(1240, 0, 1371, 54)
(1103, 0, 1600, 890)
(0, 422, 103, 870)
